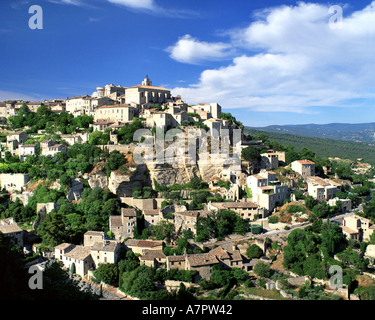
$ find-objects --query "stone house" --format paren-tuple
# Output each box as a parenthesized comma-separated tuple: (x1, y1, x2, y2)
(54, 243, 94, 277)
(261, 152, 279, 170)
(341, 213, 375, 242)
(124, 76, 171, 105)
(65, 95, 116, 117)
(190, 103, 222, 119)
(146, 111, 175, 132)
(291, 160, 315, 179)
(109, 208, 137, 241)
(60, 132, 90, 146)
(174, 210, 209, 236)
(124, 239, 164, 255)
(40, 139, 55, 154)
(208, 246, 244, 270)
(0, 217, 24, 247)
(166, 255, 186, 271)
(207, 200, 264, 220)
(0, 173, 29, 192)
(41, 143, 66, 157)
(54, 231, 122, 278)
(19, 144, 36, 161)
(306, 176, 340, 201)
(185, 253, 219, 281)
(143, 209, 162, 228)
(165, 246, 248, 280)
(94, 104, 135, 123)
(140, 249, 167, 268)
(328, 197, 352, 212)
(90, 239, 121, 265)
(247, 173, 289, 213)
(6, 131, 28, 156)
(6, 131, 28, 145)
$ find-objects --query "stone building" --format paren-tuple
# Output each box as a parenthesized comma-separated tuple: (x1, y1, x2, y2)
(54, 243, 94, 277)
(0, 217, 24, 247)
(124, 76, 171, 105)
(0, 173, 29, 192)
(94, 104, 135, 123)
(207, 200, 264, 220)
(109, 208, 137, 241)
(174, 210, 209, 236)
(140, 249, 167, 268)
(124, 239, 164, 255)
(54, 231, 122, 278)
(65, 95, 116, 117)
(261, 152, 279, 171)
(306, 176, 340, 201)
(247, 172, 288, 213)
(291, 160, 315, 179)
(143, 209, 162, 228)
(341, 213, 375, 242)
(185, 253, 219, 281)
(19, 144, 36, 161)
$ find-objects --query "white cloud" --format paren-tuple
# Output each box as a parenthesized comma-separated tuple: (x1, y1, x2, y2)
(107, 0, 155, 10)
(0, 90, 44, 101)
(47, 0, 84, 5)
(171, 2, 375, 114)
(167, 34, 234, 65)
(107, 0, 199, 18)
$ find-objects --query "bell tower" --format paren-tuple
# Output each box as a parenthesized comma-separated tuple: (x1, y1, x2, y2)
(142, 75, 152, 86)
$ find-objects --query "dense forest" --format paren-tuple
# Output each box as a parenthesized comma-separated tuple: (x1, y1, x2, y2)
(244, 128, 375, 164)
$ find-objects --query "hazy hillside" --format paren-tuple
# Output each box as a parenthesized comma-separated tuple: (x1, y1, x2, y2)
(249, 123, 375, 143)
(244, 128, 375, 164)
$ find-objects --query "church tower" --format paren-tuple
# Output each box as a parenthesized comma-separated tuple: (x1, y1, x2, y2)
(142, 75, 152, 86)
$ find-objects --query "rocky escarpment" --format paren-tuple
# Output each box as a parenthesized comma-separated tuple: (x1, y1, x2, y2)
(85, 150, 241, 195)
(146, 152, 241, 188)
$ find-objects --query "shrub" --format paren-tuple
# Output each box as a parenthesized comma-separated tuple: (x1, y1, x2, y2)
(268, 216, 279, 224)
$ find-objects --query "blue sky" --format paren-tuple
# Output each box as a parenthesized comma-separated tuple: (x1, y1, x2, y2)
(0, 0, 374, 127)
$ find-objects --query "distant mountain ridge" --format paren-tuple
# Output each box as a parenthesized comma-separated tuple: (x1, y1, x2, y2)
(248, 122, 375, 143)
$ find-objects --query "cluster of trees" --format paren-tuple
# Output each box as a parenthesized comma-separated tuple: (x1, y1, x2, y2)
(283, 221, 351, 280)
(2, 186, 122, 248)
(8, 104, 93, 135)
(0, 233, 97, 300)
(195, 209, 247, 242)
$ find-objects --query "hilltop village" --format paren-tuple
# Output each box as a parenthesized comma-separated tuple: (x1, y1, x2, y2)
(1, 76, 375, 300)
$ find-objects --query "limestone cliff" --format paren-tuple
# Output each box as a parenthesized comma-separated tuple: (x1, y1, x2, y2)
(108, 164, 151, 197)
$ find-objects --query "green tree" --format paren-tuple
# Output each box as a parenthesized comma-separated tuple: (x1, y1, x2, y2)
(241, 146, 261, 163)
(94, 263, 119, 286)
(254, 261, 271, 278)
(246, 244, 264, 259)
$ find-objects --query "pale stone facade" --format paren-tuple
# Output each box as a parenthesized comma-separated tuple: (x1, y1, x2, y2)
(66, 95, 116, 117)
(190, 103, 222, 119)
(54, 243, 94, 277)
(207, 201, 264, 220)
(54, 231, 121, 278)
(247, 172, 288, 213)
(0, 173, 29, 192)
(291, 160, 315, 179)
(341, 213, 375, 242)
(0, 217, 24, 247)
(109, 208, 137, 241)
(124, 239, 163, 255)
(307, 176, 340, 201)
(125, 77, 171, 105)
(19, 144, 36, 161)
(261, 152, 279, 170)
(174, 210, 209, 236)
(95, 104, 135, 123)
